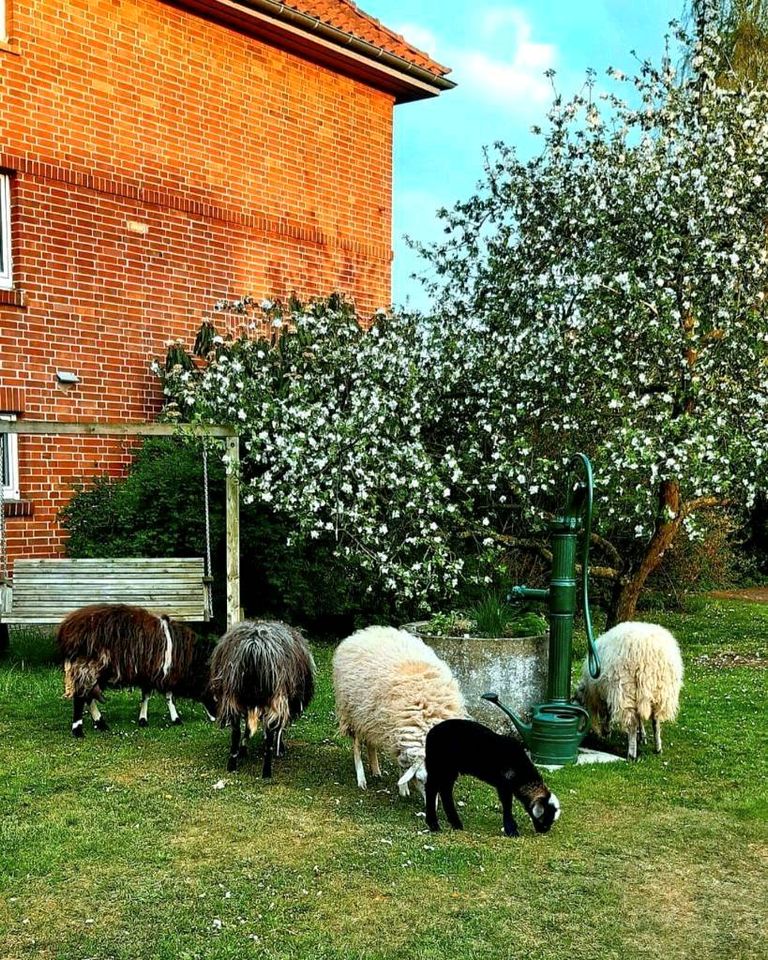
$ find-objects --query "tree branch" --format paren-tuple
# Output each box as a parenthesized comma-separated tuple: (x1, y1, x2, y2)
(466, 529, 554, 564)
(681, 496, 731, 518)
(590, 532, 622, 568)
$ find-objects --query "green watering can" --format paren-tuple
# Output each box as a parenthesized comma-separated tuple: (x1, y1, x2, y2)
(483, 453, 601, 766)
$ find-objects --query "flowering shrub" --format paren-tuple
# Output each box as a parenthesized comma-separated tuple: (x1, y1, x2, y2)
(159, 7, 768, 620)
(159, 296, 476, 607)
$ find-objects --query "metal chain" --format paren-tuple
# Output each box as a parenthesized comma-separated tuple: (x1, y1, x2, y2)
(201, 441, 214, 620)
(202, 442, 212, 580)
(0, 431, 8, 584)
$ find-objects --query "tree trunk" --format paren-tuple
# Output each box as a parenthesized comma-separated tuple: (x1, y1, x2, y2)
(607, 480, 682, 627)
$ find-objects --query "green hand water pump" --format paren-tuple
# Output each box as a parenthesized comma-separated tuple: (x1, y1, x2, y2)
(483, 453, 602, 766)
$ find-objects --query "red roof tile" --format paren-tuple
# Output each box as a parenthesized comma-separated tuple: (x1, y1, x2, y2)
(280, 0, 450, 78)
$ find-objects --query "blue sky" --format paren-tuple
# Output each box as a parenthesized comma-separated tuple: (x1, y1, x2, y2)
(366, 1, 685, 308)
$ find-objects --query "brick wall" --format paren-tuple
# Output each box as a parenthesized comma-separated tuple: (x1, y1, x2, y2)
(0, 0, 395, 565)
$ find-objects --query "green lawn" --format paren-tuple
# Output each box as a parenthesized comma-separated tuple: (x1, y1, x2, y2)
(1, 600, 766, 960)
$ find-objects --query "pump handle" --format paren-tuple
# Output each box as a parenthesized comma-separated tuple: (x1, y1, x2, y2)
(568, 454, 601, 680)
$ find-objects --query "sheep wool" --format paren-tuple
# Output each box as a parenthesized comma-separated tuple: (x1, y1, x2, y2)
(209, 620, 315, 777)
(56, 603, 216, 736)
(333, 626, 466, 795)
(575, 621, 684, 760)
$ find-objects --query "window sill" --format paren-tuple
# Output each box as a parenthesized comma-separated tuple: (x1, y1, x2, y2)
(3, 500, 33, 518)
(0, 39, 20, 56)
(0, 288, 26, 308)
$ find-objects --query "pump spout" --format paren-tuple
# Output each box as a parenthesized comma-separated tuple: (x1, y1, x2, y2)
(481, 692, 533, 746)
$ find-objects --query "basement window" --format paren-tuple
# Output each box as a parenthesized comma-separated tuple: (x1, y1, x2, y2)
(0, 414, 19, 501)
(0, 173, 11, 289)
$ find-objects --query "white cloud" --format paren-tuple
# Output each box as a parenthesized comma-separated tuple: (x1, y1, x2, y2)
(396, 8, 557, 112)
(451, 47, 554, 108)
(395, 22, 439, 59)
(455, 7, 556, 107)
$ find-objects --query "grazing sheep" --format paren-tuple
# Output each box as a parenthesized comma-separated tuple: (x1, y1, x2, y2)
(575, 621, 684, 760)
(332, 626, 466, 797)
(424, 719, 561, 837)
(209, 620, 315, 777)
(57, 603, 217, 737)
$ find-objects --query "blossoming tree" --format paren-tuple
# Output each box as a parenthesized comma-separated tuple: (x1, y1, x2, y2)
(414, 11, 768, 622)
(161, 10, 768, 622)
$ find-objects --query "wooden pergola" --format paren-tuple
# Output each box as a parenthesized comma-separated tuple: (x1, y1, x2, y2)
(0, 420, 241, 627)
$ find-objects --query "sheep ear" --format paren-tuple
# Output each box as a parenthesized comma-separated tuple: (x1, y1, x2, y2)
(397, 763, 420, 787)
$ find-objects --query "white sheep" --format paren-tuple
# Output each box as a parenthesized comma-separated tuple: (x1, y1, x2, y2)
(332, 626, 466, 796)
(575, 621, 684, 761)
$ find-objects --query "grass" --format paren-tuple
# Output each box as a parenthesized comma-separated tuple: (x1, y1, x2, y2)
(1, 599, 766, 960)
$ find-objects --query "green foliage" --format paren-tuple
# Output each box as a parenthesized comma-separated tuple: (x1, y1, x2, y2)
(470, 593, 513, 637)
(688, 0, 768, 85)
(59, 438, 224, 561)
(508, 611, 550, 637)
(421, 600, 548, 638)
(59, 438, 395, 632)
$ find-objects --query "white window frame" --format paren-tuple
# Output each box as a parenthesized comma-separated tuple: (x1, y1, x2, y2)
(0, 1, 6, 43)
(0, 173, 11, 289)
(0, 414, 19, 501)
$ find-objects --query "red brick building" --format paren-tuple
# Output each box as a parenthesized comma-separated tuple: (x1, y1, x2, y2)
(0, 0, 452, 565)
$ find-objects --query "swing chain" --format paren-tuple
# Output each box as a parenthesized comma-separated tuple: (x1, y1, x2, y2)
(0, 431, 8, 586)
(202, 441, 213, 619)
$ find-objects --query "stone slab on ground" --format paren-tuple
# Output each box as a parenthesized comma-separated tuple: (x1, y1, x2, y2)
(541, 747, 624, 771)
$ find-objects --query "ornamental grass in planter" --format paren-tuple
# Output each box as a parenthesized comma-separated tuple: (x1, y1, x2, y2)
(403, 597, 549, 733)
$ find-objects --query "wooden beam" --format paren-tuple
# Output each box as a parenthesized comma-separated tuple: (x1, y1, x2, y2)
(225, 435, 241, 627)
(0, 420, 237, 438)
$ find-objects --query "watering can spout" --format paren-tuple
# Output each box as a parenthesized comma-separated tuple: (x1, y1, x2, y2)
(481, 692, 533, 746)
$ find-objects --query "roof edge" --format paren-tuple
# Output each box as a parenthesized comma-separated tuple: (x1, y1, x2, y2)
(173, 0, 456, 101)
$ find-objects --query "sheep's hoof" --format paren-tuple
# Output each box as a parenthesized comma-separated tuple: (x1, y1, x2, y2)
(227, 756, 239, 772)
(427, 821, 441, 833)
(504, 826, 520, 838)
(93, 718, 108, 731)
(172, 717, 183, 726)
(138, 718, 148, 728)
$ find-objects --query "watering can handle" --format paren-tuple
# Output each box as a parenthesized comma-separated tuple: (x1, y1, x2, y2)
(570, 454, 601, 680)
(571, 703, 591, 734)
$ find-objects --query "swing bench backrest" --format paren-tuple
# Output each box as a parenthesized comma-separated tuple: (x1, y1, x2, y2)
(0, 557, 211, 624)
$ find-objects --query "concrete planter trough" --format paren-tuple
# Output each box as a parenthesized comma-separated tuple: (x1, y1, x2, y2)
(402, 622, 549, 733)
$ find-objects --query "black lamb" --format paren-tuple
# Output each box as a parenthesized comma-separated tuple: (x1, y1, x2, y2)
(424, 718, 561, 837)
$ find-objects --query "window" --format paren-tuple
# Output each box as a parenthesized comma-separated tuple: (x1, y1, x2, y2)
(0, 173, 11, 289)
(0, 0, 6, 43)
(0, 415, 19, 501)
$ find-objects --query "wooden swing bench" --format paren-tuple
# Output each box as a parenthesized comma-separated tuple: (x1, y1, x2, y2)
(0, 419, 241, 641)
(0, 557, 211, 625)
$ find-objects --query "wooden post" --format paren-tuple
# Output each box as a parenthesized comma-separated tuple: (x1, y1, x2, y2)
(225, 435, 241, 627)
